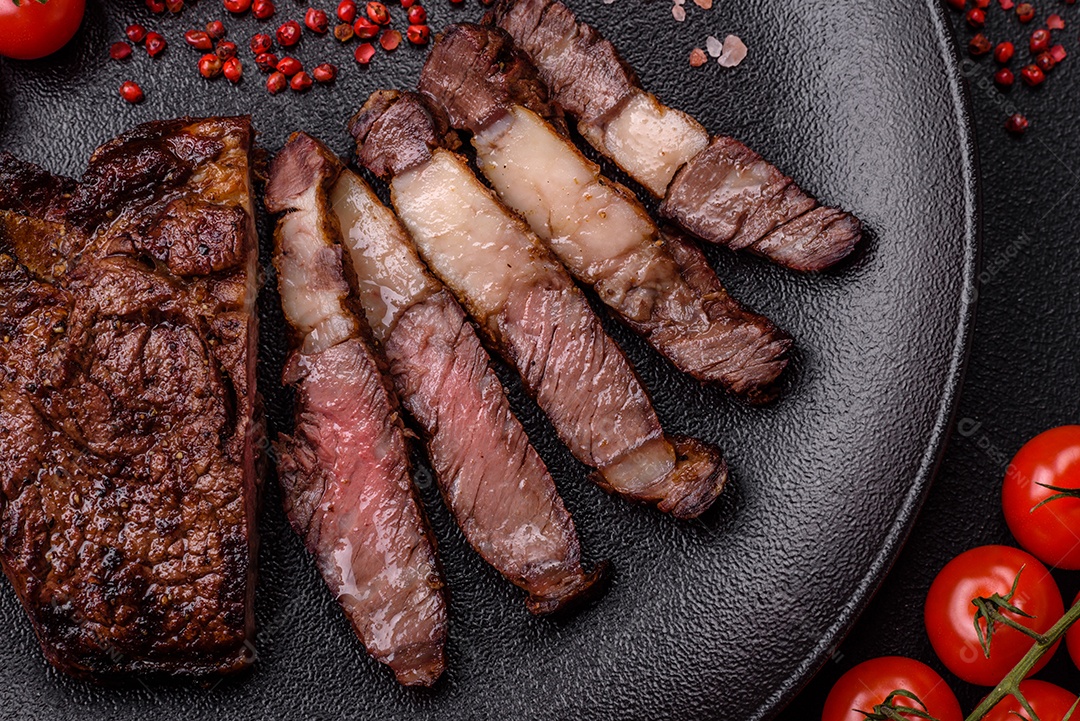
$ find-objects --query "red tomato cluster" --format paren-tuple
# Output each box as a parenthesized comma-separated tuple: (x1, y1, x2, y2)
(824, 426, 1080, 721)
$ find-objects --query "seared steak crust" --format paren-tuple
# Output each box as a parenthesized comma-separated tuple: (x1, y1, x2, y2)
(0, 117, 261, 678)
(419, 24, 790, 397)
(351, 91, 728, 519)
(266, 135, 447, 685)
(490, 0, 862, 272)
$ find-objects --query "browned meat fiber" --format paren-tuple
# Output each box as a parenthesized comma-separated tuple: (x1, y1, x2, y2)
(419, 23, 791, 398)
(265, 134, 447, 686)
(0, 117, 261, 678)
(489, 0, 862, 272)
(350, 90, 728, 519)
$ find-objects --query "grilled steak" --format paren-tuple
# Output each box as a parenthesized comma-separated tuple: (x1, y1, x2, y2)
(489, 0, 862, 272)
(265, 136, 447, 686)
(419, 24, 791, 397)
(350, 91, 727, 519)
(0, 118, 261, 678)
(311, 136, 606, 615)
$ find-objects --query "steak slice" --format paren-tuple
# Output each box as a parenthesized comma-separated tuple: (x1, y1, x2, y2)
(311, 134, 606, 614)
(0, 117, 261, 678)
(489, 0, 862, 272)
(419, 24, 791, 398)
(350, 91, 727, 519)
(265, 135, 447, 685)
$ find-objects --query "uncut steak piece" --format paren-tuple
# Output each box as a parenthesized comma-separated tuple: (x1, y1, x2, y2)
(350, 90, 727, 519)
(270, 134, 607, 615)
(419, 24, 791, 398)
(0, 117, 261, 678)
(489, 0, 862, 272)
(264, 135, 447, 685)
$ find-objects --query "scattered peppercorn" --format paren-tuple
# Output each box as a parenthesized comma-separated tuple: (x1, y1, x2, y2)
(199, 53, 224, 78)
(277, 20, 302, 46)
(1016, 2, 1034, 22)
(184, 30, 214, 51)
(965, 8, 985, 27)
(994, 41, 1014, 63)
(334, 23, 355, 41)
(312, 62, 337, 82)
(968, 33, 992, 56)
(119, 80, 145, 103)
(290, 71, 313, 91)
(406, 24, 429, 44)
(110, 41, 133, 60)
(367, 1, 390, 24)
(406, 5, 425, 24)
(401, 0, 415, 8)
(255, 52, 279, 72)
(266, 71, 288, 93)
(354, 42, 375, 64)
(250, 33, 272, 54)
(276, 55, 303, 76)
(1005, 113, 1029, 134)
(972, 0, 989, 7)
(206, 20, 227, 39)
(337, 0, 357, 21)
(126, 24, 148, 43)
(1050, 44, 1068, 63)
(353, 17, 379, 38)
(224, 0, 253, 13)
(1020, 63, 1045, 86)
(146, 0, 166, 13)
(1035, 51, 1055, 72)
(252, 0, 276, 19)
(1029, 28, 1049, 54)
(380, 28, 402, 50)
(993, 67, 1014, 87)
(165, 0, 184, 13)
(945, 0, 965, 8)
(145, 32, 167, 57)
(1047, 14, 1065, 30)
(223, 57, 243, 82)
(305, 8, 329, 33)
(216, 40, 239, 59)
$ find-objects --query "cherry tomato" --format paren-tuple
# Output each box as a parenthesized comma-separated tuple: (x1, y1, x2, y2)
(822, 657, 963, 721)
(925, 545, 1063, 686)
(1069, 591, 1080, 674)
(0, 0, 85, 60)
(983, 680, 1079, 721)
(1003, 426, 1080, 570)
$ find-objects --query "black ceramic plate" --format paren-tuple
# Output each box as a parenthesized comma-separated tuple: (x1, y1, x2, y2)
(0, 0, 978, 719)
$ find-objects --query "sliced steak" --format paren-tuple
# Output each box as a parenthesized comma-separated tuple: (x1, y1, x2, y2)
(350, 91, 727, 519)
(0, 117, 261, 678)
(322, 138, 604, 614)
(489, 0, 862, 272)
(265, 135, 447, 685)
(419, 24, 790, 397)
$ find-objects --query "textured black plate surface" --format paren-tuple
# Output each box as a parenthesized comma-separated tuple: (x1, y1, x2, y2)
(0, 1, 978, 719)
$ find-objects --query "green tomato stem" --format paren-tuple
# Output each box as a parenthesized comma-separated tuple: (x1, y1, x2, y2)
(965, 597, 1080, 720)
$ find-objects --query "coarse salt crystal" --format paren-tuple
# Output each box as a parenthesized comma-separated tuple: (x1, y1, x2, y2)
(1047, 14, 1064, 30)
(602, 0, 616, 5)
(691, 0, 711, 8)
(689, 47, 707, 67)
(673, 0, 685, 6)
(672, 4, 686, 21)
(705, 34, 722, 57)
(717, 34, 747, 68)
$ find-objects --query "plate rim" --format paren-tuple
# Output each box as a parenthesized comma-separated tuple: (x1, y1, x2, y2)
(759, 2, 982, 717)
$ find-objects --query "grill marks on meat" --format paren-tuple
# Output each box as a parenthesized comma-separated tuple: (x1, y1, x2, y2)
(350, 91, 727, 519)
(490, 0, 862, 272)
(419, 24, 790, 397)
(0, 118, 261, 678)
(265, 135, 447, 686)
(327, 154, 603, 613)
